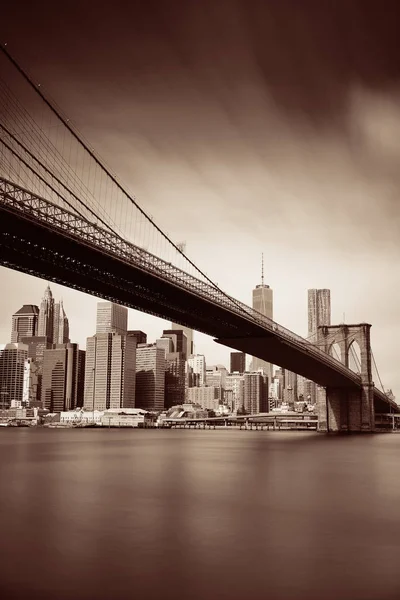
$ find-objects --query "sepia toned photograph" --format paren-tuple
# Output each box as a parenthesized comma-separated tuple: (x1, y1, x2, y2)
(0, 2, 399, 599)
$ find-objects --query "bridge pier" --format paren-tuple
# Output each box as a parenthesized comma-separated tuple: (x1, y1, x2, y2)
(317, 323, 375, 432)
(317, 386, 374, 432)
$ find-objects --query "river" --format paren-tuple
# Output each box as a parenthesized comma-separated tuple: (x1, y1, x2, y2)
(0, 429, 399, 600)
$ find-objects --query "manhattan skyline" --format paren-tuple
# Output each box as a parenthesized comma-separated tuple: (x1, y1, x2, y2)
(0, 1, 399, 397)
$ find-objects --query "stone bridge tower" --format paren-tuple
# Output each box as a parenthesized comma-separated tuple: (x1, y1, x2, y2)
(316, 323, 374, 432)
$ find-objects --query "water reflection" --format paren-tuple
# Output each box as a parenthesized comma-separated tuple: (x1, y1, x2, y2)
(0, 429, 400, 600)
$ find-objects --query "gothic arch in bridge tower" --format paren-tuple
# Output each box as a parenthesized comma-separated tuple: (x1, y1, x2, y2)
(317, 323, 374, 432)
(348, 339, 362, 374)
(328, 342, 342, 363)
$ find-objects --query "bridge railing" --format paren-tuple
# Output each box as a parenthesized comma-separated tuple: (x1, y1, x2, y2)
(0, 177, 366, 386)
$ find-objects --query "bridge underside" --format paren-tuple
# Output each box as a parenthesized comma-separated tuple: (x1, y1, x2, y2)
(0, 203, 396, 414)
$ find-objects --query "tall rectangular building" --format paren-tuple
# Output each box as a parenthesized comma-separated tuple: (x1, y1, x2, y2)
(11, 305, 39, 343)
(110, 334, 136, 409)
(22, 358, 39, 406)
(225, 373, 245, 412)
(230, 352, 246, 374)
(243, 372, 269, 414)
(21, 335, 53, 405)
(308, 289, 331, 340)
(162, 329, 188, 359)
(77, 350, 86, 408)
(41, 343, 80, 412)
(96, 302, 128, 335)
(38, 285, 55, 343)
(187, 354, 206, 386)
(170, 322, 193, 356)
(283, 369, 298, 407)
(128, 330, 147, 345)
(84, 333, 136, 411)
(0, 343, 28, 408)
(53, 301, 70, 345)
(250, 259, 274, 379)
(135, 344, 165, 412)
(165, 351, 185, 409)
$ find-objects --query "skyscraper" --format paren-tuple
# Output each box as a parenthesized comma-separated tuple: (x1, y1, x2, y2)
(76, 350, 86, 408)
(250, 255, 273, 378)
(42, 344, 81, 412)
(187, 354, 206, 385)
(22, 358, 39, 406)
(53, 300, 70, 345)
(38, 285, 55, 343)
(96, 302, 128, 335)
(84, 332, 136, 411)
(21, 335, 53, 405)
(135, 344, 165, 411)
(243, 372, 269, 414)
(128, 330, 147, 345)
(164, 352, 185, 408)
(0, 343, 28, 408)
(225, 373, 245, 412)
(283, 369, 298, 407)
(230, 352, 246, 374)
(162, 329, 188, 359)
(170, 322, 193, 355)
(11, 305, 39, 342)
(308, 289, 331, 340)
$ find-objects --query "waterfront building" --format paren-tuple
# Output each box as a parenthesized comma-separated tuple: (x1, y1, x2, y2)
(205, 365, 227, 402)
(100, 408, 152, 428)
(77, 350, 86, 407)
(0, 343, 28, 408)
(11, 304, 39, 343)
(84, 332, 136, 412)
(225, 373, 244, 412)
(164, 351, 185, 409)
(243, 372, 269, 414)
(186, 385, 220, 411)
(42, 343, 82, 412)
(20, 335, 53, 405)
(135, 343, 165, 411)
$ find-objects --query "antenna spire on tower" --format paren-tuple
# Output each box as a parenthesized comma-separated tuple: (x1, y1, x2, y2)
(261, 253, 264, 286)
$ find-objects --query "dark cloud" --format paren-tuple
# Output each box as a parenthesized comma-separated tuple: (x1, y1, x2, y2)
(2, 1, 400, 126)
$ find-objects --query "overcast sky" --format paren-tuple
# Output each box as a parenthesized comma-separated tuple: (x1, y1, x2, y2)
(1, 1, 399, 394)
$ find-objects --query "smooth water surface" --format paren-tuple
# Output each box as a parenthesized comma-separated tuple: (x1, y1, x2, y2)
(0, 429, 400, 600)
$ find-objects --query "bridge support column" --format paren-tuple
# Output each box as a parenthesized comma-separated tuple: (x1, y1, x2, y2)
(317, 323, 375, 433)
(317, 386, 374, 432)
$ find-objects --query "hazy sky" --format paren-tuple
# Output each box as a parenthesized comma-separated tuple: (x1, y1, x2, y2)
(1, 1, 399, 394)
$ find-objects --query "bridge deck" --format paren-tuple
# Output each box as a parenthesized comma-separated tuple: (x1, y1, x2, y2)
(0, 178, 397, 412)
